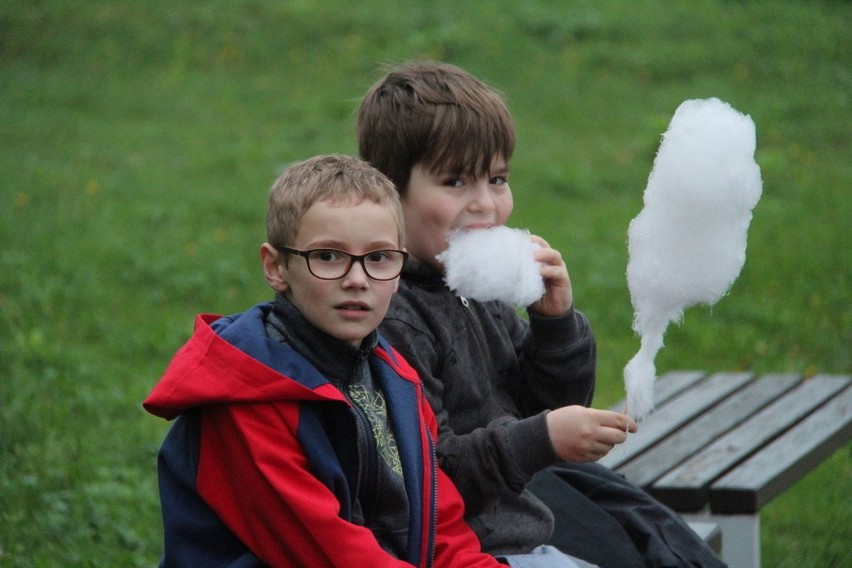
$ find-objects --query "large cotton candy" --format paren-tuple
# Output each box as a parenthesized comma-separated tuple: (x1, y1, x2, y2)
(437, 226, 545, 306)
(624, 98, 763, 420)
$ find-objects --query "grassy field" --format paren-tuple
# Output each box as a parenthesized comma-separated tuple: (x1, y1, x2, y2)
(1, 0, 849, 565)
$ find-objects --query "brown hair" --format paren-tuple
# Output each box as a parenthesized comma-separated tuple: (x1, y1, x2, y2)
(357, 61, 515, 195)
(266, 154, 405, 253)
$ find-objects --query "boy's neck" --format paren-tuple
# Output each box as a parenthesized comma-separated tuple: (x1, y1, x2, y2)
(266, 293, 377, 382)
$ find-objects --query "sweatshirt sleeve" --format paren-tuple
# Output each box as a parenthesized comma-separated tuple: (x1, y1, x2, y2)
(512, 305, 596, 414)
(195, 403, 421, 568)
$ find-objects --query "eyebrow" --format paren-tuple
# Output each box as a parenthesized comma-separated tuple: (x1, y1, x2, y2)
(300, 239, 399, 251)
(434, 159, 511, 178)
(490, 159, 511, 174)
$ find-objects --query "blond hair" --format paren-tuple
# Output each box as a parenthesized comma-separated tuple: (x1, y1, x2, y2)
(266, 155, 405, 253)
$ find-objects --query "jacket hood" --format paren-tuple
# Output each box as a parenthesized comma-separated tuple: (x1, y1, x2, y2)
(143, 304, 346, 420)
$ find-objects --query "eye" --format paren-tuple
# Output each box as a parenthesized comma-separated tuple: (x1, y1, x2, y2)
(490, 175, 508, 186)
(441, 177, 464, 188)
(366, 251, 391, 263)
(311, 249, 345, 263)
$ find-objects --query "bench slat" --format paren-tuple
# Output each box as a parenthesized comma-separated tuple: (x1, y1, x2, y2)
(709, 378, 851, 513)
(618, 373, 802, 489)
(600, 372, 754, 470)
(650, 375, 850, 512)
(607, 370, 709, 413)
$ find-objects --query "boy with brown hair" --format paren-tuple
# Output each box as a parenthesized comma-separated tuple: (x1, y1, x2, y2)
(359, 61, 726, 568)
(143, 154, 505, 567)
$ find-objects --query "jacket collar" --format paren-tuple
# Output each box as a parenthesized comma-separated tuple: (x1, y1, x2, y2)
(267, 293, 378, 386)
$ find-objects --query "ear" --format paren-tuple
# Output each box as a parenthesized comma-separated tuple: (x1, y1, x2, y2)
(260, 243, 289, 292)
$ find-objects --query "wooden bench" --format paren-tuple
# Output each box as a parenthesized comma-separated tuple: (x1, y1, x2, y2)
(602, 370, 851, 568)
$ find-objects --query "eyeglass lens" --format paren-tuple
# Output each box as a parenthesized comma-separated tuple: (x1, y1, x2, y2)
(306, 249, 405, 280)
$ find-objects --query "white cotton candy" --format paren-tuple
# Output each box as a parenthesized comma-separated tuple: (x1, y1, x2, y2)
(624, 98, 763, 420)
(436, 226, 546, 306)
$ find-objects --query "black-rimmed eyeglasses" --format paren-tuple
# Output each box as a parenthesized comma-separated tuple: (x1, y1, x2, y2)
(276, 246, 408, 281)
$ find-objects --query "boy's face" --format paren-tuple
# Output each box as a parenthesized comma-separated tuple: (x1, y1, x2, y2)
(263, 198, 401, 347)
(403, 157, 513, 270)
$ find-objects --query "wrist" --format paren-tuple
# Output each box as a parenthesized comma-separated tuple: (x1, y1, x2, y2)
(507, 412, 560, 478)
(527, 308, 585, 350)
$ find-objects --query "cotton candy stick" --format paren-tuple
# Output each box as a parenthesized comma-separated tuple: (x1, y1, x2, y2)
(624, 98, 763, 420)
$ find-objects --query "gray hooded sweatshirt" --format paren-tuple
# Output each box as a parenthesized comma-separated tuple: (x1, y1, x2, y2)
(379, 258, 596, 555)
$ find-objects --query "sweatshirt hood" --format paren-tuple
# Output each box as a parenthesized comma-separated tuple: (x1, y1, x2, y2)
(143, 303, 346, 420)
(402, 256, 446, 290)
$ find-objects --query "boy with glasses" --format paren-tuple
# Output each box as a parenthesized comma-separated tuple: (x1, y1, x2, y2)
(144, 155, 504, 567)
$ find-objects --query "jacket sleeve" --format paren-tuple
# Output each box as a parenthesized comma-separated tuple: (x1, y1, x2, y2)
(195, 402, 419, 568)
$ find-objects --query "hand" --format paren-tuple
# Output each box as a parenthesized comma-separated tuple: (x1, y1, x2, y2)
(527, 235, 573, 316)
(545, 406, 639, 462)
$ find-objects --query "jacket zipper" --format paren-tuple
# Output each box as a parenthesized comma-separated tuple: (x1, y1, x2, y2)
(426, 427, 438, 568)
(459, 296, 493, 365)
(344, 349, 375, 520)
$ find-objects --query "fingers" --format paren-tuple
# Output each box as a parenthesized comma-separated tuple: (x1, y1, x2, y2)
(546, 406, 639, 462)
(527, 235, 574, 316)
(590, 429, 628, 460)
(601, 410, 639, 434)
(528, 235, 564, 270)
(588, 411, 637, 459)
(591, 409, 638, 433)
(532, 243, 566, 272)
(528, 234, 551, 249)
(588, 434, 622, 460)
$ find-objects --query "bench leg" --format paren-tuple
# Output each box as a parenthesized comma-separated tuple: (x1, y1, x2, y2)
(683, 512, 760, 568)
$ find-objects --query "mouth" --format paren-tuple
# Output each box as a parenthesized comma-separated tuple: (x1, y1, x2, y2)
(461, 223, 495, 231)
(335, 302, 371, 313)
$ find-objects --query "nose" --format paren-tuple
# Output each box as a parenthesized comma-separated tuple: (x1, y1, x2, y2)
(467, 181, 497, 215)
(341, 258, 370, 288)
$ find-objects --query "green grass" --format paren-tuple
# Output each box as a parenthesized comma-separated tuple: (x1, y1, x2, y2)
(1, 0, 849, 565)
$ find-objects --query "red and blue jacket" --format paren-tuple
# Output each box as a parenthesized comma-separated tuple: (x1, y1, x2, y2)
(143, 302, 499, 568)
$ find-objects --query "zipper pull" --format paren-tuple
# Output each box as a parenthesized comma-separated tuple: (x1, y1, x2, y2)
(459, 296, 470, 308)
